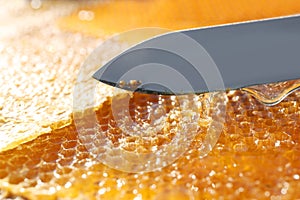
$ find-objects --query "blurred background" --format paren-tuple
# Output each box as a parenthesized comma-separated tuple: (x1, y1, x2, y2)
(2, 0, 300, 39)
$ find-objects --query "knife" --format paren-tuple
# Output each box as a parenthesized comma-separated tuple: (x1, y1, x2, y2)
(93, 15, 300, 95)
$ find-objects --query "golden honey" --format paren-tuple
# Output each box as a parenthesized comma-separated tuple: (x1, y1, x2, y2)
(1, 88, 300, 199)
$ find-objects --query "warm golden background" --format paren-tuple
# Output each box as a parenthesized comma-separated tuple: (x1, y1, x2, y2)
(60, 0, 300, 35)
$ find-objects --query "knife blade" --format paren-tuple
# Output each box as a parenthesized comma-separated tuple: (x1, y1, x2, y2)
(93, 15, 300, 95)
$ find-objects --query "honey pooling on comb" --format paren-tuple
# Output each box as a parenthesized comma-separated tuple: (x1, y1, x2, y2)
(75, 90, 225, 173)
(1, 81, 300, 199)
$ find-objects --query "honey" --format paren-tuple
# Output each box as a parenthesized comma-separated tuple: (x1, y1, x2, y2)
(1, 86, 300, 199)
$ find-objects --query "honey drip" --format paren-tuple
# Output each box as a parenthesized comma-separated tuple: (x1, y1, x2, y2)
(242, 79, 300, 106)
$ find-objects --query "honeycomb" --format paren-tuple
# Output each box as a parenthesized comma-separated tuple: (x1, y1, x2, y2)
(0, 86, 300, 199)
(0, 1, 101, 152)
(75, 91, 226, 173)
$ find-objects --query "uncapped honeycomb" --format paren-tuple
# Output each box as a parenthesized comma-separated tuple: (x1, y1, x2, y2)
(1, 88, 300, 199)
(0, 1, 102, 152)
